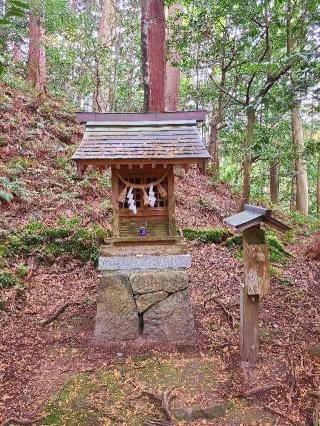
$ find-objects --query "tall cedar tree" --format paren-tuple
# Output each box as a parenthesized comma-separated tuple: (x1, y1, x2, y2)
(141, 0, 166, 112)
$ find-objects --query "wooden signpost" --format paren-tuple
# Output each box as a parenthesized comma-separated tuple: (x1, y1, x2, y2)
(225, 205, 290, 363)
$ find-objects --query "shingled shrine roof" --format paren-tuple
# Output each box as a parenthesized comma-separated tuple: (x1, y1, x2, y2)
(71, 118, 210, 164)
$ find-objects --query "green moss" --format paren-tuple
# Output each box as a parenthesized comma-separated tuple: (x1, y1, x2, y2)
(226, 234, 243, 248)
(17, 264, 28, 278)
(0, 272, 17, 288)
(266, 236, 290, 265)
(270, 266, 283, 277)
(226, 234, 291, 266)
(1, 217, 110, 266)
(279, 277, 293, 287)
(42, 374, 100, 426)
(183, 227, 231, 244)
(183, 227, 199, 240)
(0, 244, 8, 258)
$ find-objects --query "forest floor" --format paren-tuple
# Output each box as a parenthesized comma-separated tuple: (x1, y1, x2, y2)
(0, 84, 320, 425)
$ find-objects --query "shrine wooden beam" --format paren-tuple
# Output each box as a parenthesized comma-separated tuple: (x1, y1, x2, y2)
(76, 111, 207, 124)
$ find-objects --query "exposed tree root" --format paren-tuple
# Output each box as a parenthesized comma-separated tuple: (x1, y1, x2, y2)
(264, 405, 296, 425)
(313, 401, 320, 426)
(211, 297, 236, 328)
(132, 388, 177, 425)
(235, 383, 282, 398)
(1, 416, 46, 426)
(41, 300, 83, 326)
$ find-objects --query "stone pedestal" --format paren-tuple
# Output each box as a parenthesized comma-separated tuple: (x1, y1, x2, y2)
(94, 244, 195, 341)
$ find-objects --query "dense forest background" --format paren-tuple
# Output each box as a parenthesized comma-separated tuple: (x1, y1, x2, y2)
(1, 0, 319, 218)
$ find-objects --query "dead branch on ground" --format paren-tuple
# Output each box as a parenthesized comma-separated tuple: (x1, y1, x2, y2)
(1, 415, 46, 426)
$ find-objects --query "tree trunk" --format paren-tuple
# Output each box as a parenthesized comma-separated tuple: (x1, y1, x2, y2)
(317, 156, 320, 217)
(13, 40, 22, 64)
(241, 107, 255, 209)
(269, 159, 279, 204)
(208, 68, 225, 176)
(291, 99, 309, 215)
(27, 2, 46, 91)
(141, 0, 166, 112)
(94, 0, 115, 112)
(164, 3, 181, 111)
(208, 114, 220, 176)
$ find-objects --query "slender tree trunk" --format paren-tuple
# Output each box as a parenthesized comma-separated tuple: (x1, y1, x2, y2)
(317, 156, 320, 217)
(164, 3, 181, 111)
(13, 40, 22, 64)
(141, 0, 166, 112)
(94, 0, 115, 112)
(209, 69, 225, 176)
(241, 107, 255, 209)
(208, 116, 219, 175)
(291, 99, 309, 215)
(27, 2, 46, 91)
(286, 0, 308, 215)
(269, 159, 279, 204)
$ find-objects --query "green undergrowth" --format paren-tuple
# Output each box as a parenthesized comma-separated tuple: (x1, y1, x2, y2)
(183, 227, 232, 244)
(226, 234, 292, 265)
(0, 216, 110, 267)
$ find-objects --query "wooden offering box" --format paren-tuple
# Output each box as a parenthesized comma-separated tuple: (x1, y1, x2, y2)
(72, 112, 210, 246)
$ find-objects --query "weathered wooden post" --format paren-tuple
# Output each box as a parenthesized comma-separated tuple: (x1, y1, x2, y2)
(225, 205, 290, 363)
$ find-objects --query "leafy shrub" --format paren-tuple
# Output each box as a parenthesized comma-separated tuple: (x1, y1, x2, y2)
(183, 227, 231, 244)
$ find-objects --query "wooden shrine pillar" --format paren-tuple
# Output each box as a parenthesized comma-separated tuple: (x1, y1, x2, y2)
(240, 226, 269, 363)
(111, 167, 119, 238)
(167, 166, 176, 236)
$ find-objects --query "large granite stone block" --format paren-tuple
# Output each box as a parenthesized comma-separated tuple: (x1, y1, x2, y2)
(95, 273, 140, 340)
(143, 289, 195, 340)
(130, 270, 188, 295)
(135, 291, 168, 314)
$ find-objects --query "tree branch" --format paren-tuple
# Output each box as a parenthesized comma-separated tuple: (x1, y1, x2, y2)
(211, 77, 246, 106)
(256, 63, 292, 100)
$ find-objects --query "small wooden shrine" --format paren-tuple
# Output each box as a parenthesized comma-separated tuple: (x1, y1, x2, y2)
(71, 111, 210, 342)
(72, 111, 210, 245)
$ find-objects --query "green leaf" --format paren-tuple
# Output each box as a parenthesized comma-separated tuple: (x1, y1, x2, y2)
(9, 0, 29, 9)
(0, 18, 11, 25)
(6, 7, 25, 17)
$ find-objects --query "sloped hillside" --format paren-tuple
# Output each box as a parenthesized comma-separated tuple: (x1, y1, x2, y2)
(0, 84, 319, 425)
